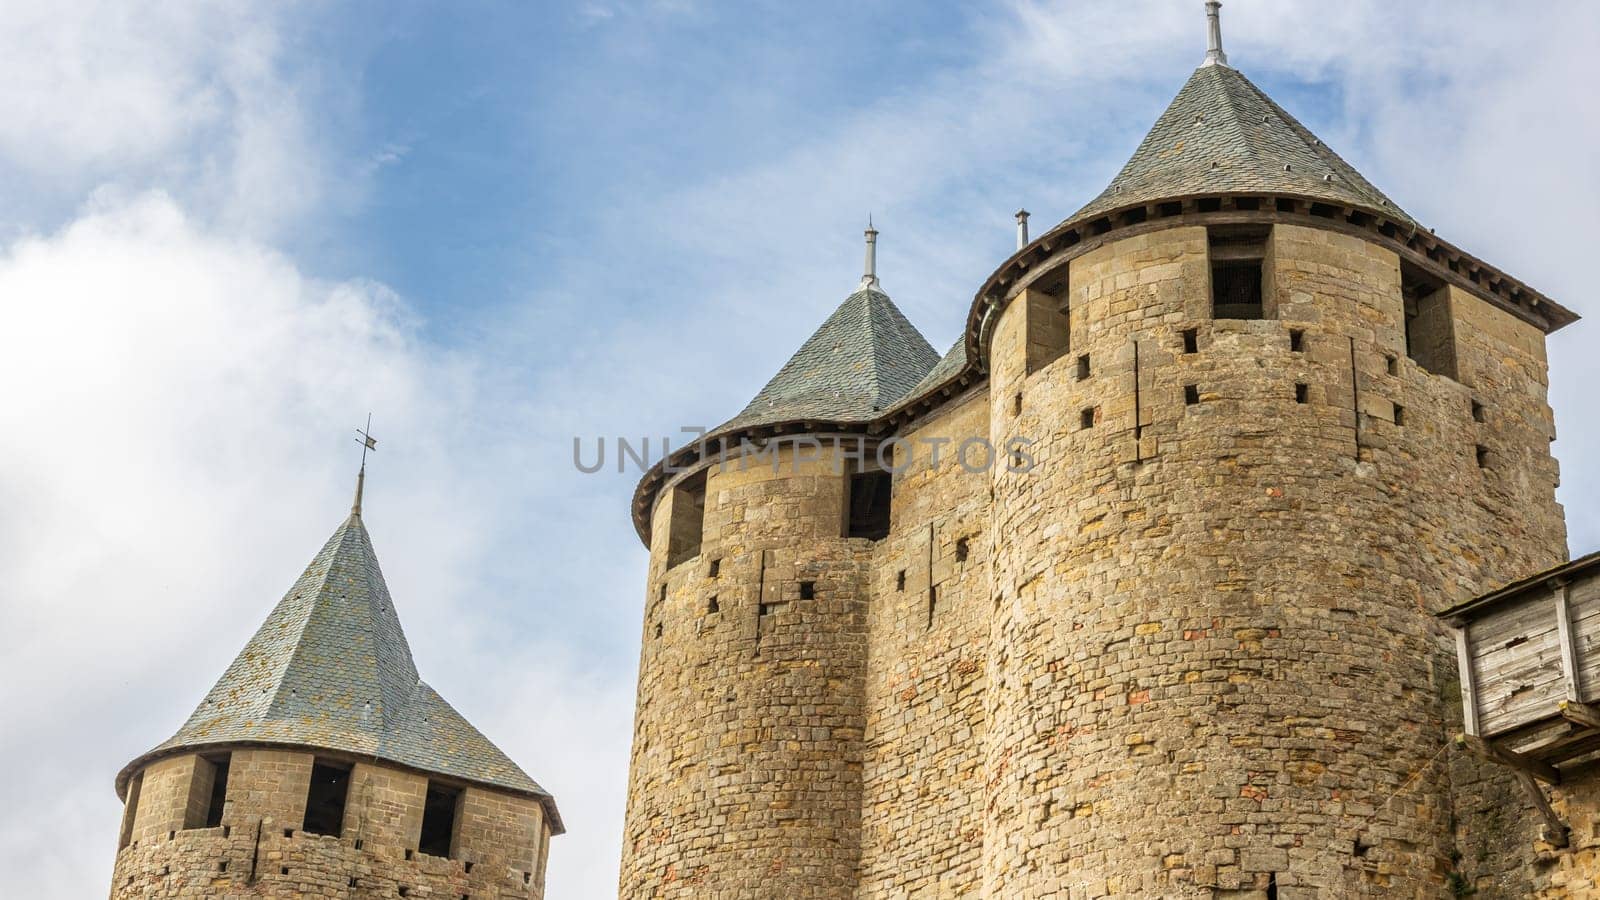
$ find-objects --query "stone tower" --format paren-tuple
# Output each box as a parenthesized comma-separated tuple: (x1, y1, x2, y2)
(622, 4, 1580, 898)
(110, 470, 562, 898)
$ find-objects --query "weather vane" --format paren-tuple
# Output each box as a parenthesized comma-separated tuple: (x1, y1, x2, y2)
(356, 413, 377, 468)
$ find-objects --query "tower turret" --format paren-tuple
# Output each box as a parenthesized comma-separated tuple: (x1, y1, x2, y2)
(110, 470, 562, 898)
(624, 4, 1579, 896)
(620, 228, 938, 896)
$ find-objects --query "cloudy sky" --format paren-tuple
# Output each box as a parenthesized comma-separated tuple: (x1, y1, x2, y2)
(2, 1, 1597, 896)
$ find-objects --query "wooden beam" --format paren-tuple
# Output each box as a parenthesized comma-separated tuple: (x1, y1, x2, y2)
(1559, 700, 1600, 732)
(1460, 733, 1562, 785)
(1553, 580, 1581, 703)
(1455, 627, 1481, 736)
(1515, 771, 1570, 848)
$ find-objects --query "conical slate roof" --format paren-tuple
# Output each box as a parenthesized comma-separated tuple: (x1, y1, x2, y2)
(1069, 62, 1412, 229)
(722, 284, 939, 431)
(118, 504, 561, 831)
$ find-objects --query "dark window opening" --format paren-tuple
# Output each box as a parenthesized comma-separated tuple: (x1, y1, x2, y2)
(302, 760, 350, 837)
(1235, 197, 1261, 211)
(1476, 445, 1490, 469)
(956, 538, 970, 563)
(1158, 201, 1182, 217)
(1295, 384, 1308, 404)
(1275, 198, 1297, 213)
(418, 781, 462, 859)
(1080, 408, 1096, 430)
(1402, 260, 1457, 379)
(708, 558, 720, 578)
(1012, 392, 1022, 416)
(1208, 225, 1269, 319)
(1076, 354, 1091, 381)
(846, 469, 892, 541)
(1386, 354, 1397, 376)
(1184, 385, 1200, 406)
(799, 581, 815, 600)
(759, 603, 771, 616)
(1289, 330, 1304, 352)
(653, 622, 662, 639)
(202, 753, 230, 828)
(1393, 404, 1405, 426)
(1024, 286, 1071, 374)
(657, 583, 666, 606)
(896, 570, 906, 591)
(1197, 197, 1222, 213)
(1471, 399, 1486, 423)
(665, 469, 707, 569)
(927, 584, 939, 628)
(1266, 873, 1278, 900)
(1182, 328, 1198, 354)
(706, 595, 719, 614)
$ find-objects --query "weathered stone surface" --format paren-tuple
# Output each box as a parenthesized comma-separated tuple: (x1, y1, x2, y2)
(622, 222, 1586, 897)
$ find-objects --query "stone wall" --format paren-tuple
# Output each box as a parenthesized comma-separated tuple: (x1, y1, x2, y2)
(622, 440, 872, 897)
(111, 749, 551, 899)
(621, 220, 1571, 898)
(857, 389, 992, 896)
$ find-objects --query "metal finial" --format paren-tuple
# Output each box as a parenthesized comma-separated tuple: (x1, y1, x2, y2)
(860, 218, 880, 290)
(352, 413, 377, 517)
(1015, 210, 1031, 250)
(1203, 1, 1229, 68)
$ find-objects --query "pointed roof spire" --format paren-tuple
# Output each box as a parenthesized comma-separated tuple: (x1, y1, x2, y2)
(1202, 1, 1229, 68)
(116, 492, 563, 832)
(860, 217, 880, 290)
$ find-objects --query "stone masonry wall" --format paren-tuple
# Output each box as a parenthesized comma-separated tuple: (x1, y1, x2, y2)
(977, 223, 1565, 897)
(857, 389, 992, 897)
(111, 749, 551, 899)
(620, 220, 1571, 898)
(622, 440, 872, 898)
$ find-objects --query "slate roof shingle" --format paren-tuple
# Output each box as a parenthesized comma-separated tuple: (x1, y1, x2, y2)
(1069, 63, 1413, 230)
(117, 510, 562, 833)
(721, 285, 939, 432)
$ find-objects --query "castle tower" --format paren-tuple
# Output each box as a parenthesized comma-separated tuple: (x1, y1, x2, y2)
(110, 469, 562, 898)
(975, 9, 1572, 896)
(620, 226, 940, 896)
(624, 5, 1578, 897)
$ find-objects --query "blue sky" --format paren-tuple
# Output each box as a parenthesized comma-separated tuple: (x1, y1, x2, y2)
(2, 2, 1598, 896)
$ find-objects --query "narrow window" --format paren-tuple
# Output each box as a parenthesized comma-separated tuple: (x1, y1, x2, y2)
(896, 570, 906, 591)
(1012, 392, 1022, 417)
(799, 581, 815, 600)
(202, 753, 230, 828)
(1208, 225, 1270, 319)
(1393, 404, 1405, 426)
(927, 584, 939, 629)
(955, 538, 970, 563)
(654, 622, 662, 639)
(706, 595, 719, 613)
(708, 558, 720, 578)
(1076, 354, 1091, 381)
(1182, 328, 1199, 354)
(1184, 385, 1200, 406)
(845, 467, 892, 541)
(1401, 260, 1457, 379)
(1024, 285, 1071, 374)
(1080, 408, 1096, 430)
(665, 469, 708, 569)
(1289, 330, 1304, 352)
(118, 772, 144, 849)
(759, 603, 771, 616)
(1471, 399, 1486, 423)
(1295, 384, 1308, 404)
(417, 781, 462, 859)
(302, 760, 351, 838)
(1476, 445, 1490, 469)
(1385, 355, 1397, 376)
(657, 583, 666, 606)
